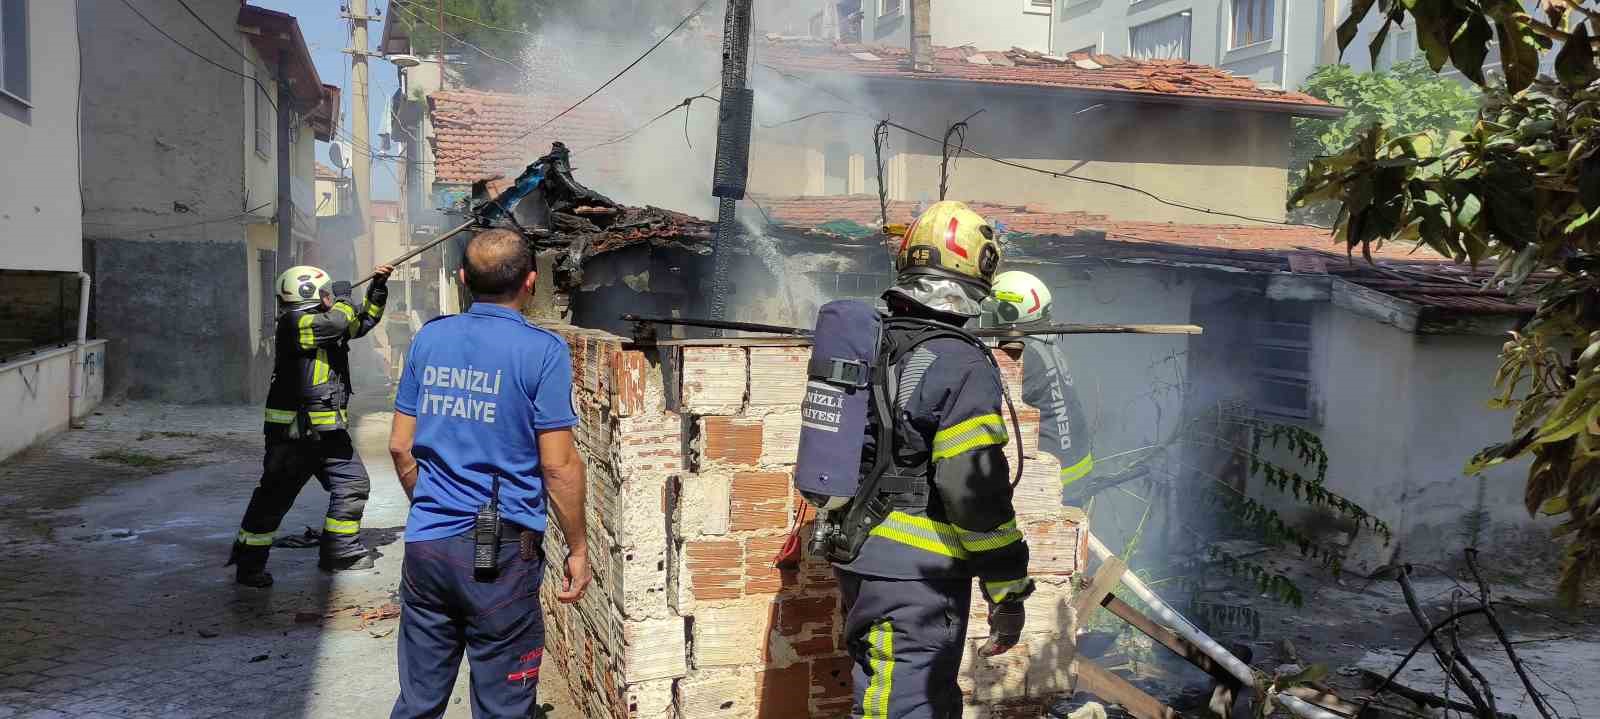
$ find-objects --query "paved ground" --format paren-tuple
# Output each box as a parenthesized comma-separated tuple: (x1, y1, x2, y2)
(0, 393, 574, 718)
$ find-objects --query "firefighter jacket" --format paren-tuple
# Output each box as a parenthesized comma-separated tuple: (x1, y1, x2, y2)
(835, 329, 1034, 605)
(263, 285, 386, 433)
(1020, 334, 1095, 494)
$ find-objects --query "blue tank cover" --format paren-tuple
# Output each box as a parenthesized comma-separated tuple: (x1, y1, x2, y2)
(795, 300, 882, 509)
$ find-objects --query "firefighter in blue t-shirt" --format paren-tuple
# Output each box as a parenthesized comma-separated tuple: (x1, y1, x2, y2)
(386, 228, 590, 719)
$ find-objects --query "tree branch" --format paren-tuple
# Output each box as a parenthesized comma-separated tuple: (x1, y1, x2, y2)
(1397, 567, 1495, 717)
(1464, 549, 1559, 719)
(1356, 606, 1491, 719)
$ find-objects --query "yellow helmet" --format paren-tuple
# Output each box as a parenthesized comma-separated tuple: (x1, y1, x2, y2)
(992, 270, 1053, 324)
(276, 265, 332, 304)
(895, 201, 1001, 291)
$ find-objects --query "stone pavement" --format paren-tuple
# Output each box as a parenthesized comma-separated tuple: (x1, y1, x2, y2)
(0, 393, 574, 718)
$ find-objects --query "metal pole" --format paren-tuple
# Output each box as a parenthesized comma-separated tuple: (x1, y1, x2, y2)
(708, 0, 755, 331)
(1085, 533, 1346, 719)
(275, 51, 294, 265)
(350, 0, 374, 275)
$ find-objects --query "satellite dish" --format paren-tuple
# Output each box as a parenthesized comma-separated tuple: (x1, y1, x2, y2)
(329, 142, 352, 171)
(387, 54, 422, 68)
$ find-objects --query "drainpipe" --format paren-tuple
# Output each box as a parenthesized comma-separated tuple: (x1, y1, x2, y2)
(68, 271, 92, 429)
(1086, 532, 1345, 719)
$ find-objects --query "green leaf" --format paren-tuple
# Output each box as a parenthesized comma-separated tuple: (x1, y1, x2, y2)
(1279, 664, 1330, 688)
(1450, 13, 1494, 87)
(1555, 20, 1600, 90)
(1496, 17, 1542, 94)
(1370, 17, 1396, 70)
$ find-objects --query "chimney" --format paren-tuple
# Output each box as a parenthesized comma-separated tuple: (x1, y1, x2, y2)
(910, 0, 934, 72)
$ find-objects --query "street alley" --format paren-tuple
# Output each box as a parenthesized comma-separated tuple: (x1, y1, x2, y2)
(0, 394, 571, 719)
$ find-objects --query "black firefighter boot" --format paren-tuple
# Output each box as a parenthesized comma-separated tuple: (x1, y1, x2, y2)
(227, 542, 274, 588)
(319, 553, 376, 572)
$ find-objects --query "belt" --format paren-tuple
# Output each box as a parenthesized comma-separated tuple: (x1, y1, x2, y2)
(496, 520, 540, 543)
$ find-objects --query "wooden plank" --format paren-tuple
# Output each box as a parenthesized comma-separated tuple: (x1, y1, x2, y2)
(1074, 658, 1179, 719)
(1100, 594, 1238, 689)
(1071, 556, 1128, 620)
(1280, 687, 1361, 718)
(633, 337, 815, 348)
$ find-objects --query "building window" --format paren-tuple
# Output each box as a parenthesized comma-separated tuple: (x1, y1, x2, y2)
(1131, 12, 1191, 61)
(1252, 303, 1314, 423)
(823, 142, 850, 195)
(1378, 27, 1418, 70)
(255, 84, 272, 157)
(1230, 0, 1275, 48)
(0, 0, 29, 104)
(880, 0, 902, 17)
(1068, 44, 1098, 56)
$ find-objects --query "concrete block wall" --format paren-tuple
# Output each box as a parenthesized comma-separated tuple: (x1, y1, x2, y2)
(541, 326, 1087, 718)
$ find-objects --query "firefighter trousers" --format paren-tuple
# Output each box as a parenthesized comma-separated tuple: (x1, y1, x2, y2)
(837, 569, 973, 719)
(234, 430, 370, 569)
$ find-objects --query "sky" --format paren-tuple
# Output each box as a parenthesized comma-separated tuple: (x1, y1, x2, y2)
(251, 0, 403, 200)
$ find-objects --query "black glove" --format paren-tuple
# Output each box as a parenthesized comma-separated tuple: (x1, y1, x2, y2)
(330, 281, 354, 301)
(979, 600, 1025, 657)
(369, 271, 388, 290)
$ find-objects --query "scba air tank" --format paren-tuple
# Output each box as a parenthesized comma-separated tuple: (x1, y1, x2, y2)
(794, 300, 882, 511)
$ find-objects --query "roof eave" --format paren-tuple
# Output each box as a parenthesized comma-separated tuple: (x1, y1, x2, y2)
(852, 74, 1346, 118)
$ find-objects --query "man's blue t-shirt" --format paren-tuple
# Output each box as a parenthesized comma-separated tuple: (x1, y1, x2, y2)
(395, 303, 578, 542)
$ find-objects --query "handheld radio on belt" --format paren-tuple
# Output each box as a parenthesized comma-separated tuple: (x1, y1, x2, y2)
(473, 474, 502, 582)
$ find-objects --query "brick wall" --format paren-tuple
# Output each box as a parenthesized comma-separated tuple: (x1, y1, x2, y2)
(541, 326, 1087, 718)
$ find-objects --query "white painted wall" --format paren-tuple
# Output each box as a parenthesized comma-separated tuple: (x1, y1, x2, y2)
(1297, 307, 1550, 565)
(0, 348, 73, 461)
(0, 0, 82, 273)
(932, 1, 1052, 52)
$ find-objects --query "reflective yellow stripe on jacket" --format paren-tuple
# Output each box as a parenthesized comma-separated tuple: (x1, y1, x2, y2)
(308, 410, 345, 426)
(366, 302, 383, 320)
(1060, 453, 1095, 487)
(297, 313, 316, 350)
(312, 349, 330, 386)
(335, 302, 359, 337)
(931, 413, 1008, 461)
(863, 619, 895, 718)
(983, 577, 1033, 604)
(264, 408, 296, 425)
(956, 519, 1023, 553)
(868, 511, 970, 559)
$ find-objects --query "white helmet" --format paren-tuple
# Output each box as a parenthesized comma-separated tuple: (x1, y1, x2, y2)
(991, 270, 1052, 324)
(276, 265, 332, 305)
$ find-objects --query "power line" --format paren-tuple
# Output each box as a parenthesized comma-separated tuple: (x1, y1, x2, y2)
(173, 0, 259, 69)
(118, 0, 277, 111)
(880, 119, 1325, 228)
(573, 85, 720, 155)
(473, 0, 715, 158)
(432, 7, 538, 36)
(84, 202, 274, 235)
(390, 1, 530, 74)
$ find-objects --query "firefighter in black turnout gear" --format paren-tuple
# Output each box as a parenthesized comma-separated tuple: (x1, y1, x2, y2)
(990, 271, 1096, 500)
(230, 263, 393, 587)
(800, 201, 1033, 719)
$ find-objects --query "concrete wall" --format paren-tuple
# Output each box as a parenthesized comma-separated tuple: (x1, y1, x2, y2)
(0, 0, 82, 273)
(1056, 0, 1331, 90)
(858, 0, 1052, 52)
(751, 89, 1293, 223)
(0, 340, 106, 462)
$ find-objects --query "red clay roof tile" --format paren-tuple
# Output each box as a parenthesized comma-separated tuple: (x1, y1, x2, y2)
(427, 89, 629, 186)
(757, 39, 1339, 117)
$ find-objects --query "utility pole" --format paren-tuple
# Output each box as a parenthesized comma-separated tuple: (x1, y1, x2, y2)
(275, 51, 294, 266)
(707, 0, 755, 329)
(348, 0, 375, 275)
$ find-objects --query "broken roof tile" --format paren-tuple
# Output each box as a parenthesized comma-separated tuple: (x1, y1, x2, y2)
(755, 39, 1338, 116)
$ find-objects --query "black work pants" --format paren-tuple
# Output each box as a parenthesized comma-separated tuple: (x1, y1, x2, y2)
(837, 569, 974, 719)
(391, 532, 546, 719)
(235, 429, 371, 569)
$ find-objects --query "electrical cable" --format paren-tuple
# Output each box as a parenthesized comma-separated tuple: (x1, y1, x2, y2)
(573, 84, 721, 155)
(938, 109, 983, 201)
(390, 2, 530, 73)
(428, 6, 538, 36)
(467, 0, 715, 158)
(173, 0, 260, 69)
(118, 0, 277, 111)
(83, 202, 274, 234)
